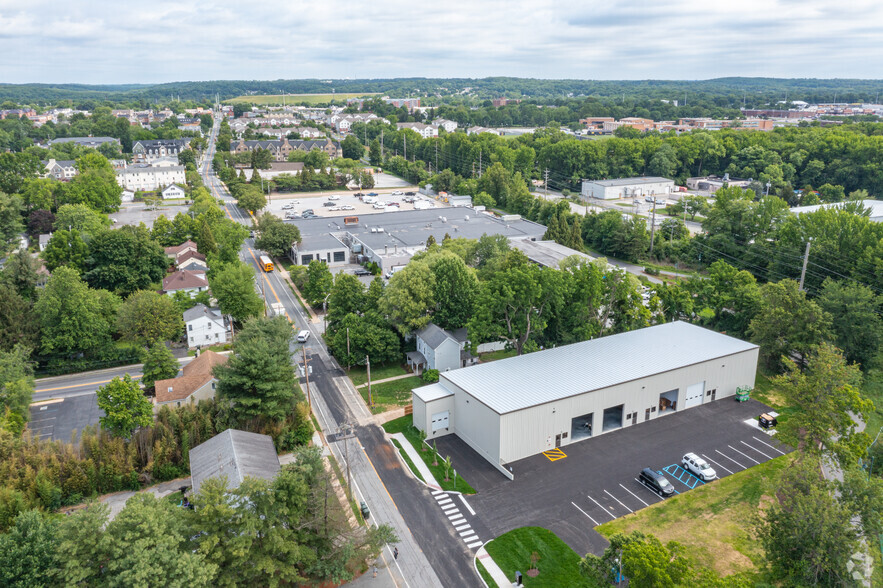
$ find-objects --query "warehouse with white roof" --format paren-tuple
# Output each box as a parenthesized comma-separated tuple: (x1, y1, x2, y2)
(411, 321, 759, 479)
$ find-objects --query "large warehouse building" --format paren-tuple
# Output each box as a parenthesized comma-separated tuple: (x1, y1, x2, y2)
(581, 176, 674, 200)
(411, 321, 759, 479)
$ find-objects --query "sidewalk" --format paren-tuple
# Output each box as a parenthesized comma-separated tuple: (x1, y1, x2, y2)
(389, 432, 441, 490)
(476, 546, 511, 587)
(356, 373, 415, 388)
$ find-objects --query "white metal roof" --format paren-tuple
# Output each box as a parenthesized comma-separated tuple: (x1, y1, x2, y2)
(412, 383, 454, 403)
(584, 176, 673, 187)
(442, 321, 758, 415)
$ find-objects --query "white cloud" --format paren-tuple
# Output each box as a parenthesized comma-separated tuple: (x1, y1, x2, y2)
(1, 0, 882, 83)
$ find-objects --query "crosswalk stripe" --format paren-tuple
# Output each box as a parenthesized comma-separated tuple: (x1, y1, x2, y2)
(449, 514, 464, 523)
(466, 540, 483, 548)
(460, 530, 477, 538)
(454, 522, 471, 531)
(431, 490, 444, 496)
(437, 497, 453, 505)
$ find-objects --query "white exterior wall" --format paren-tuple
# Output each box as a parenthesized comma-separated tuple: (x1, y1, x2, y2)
(117, 167, 186, 191)
(419, 396, 456, 440)
(155, 379, 218, 408)
(168, 285, 207, 299)
(186, 315, 229, 348)
(497, 347, 758, 464)
(412, 395, 427, 433)
(476, 341, 507, 354)
(440, 378, 504, 470)
(581, 179, 674, 200)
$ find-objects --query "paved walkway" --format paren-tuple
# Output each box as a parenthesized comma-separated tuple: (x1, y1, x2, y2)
(389, 432, 441, 489)
(356, 373, 415, 389)
(97, 478, 191, 521)
(476, 546, 511, 587)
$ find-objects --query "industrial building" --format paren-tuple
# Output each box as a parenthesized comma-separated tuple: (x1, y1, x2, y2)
(288, 208, 546, 270)
(581, 177, 674, 200)
(790, 199, 883, 223)
(411, 321, 759, 479)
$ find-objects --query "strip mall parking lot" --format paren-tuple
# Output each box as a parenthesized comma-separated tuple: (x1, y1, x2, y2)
(433, 398, 791, 556)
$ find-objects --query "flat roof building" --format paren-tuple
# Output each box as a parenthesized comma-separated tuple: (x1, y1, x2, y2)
(411, 321, 758, 478)
(790, 199, 883, 223)
(581, 177, 674, 200)
(288, 208, 546, 270)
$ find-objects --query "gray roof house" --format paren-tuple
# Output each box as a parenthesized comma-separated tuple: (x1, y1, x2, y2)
(407, 323, 506, 374)
(189, 429, 281, 494)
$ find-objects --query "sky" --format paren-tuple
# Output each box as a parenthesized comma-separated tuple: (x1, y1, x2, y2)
(2, 0, 883, 84)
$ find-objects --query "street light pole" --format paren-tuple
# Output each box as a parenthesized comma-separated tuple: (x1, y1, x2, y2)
(366, 355, 373, 408)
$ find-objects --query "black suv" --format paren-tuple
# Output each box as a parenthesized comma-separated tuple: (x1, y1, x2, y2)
(639, 468, 675, 497)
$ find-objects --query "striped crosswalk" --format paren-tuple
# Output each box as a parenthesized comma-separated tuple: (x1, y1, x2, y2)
(432, 489, 483, 549)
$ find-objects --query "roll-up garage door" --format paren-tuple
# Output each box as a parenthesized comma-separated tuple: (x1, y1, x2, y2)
(431, 411, 449, 432)
(684, 382, 705, 409)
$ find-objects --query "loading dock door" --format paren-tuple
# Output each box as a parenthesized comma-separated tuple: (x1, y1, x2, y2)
(431, 411, 449, 432)
(684, 382, 705, 409)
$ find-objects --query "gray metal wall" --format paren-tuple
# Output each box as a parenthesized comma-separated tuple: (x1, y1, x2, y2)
(497, 347, 758, 464)
(439, 377, 504, 471)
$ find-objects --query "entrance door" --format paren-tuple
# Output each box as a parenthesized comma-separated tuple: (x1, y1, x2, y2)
(645, 408, 651, 421)
(684, 382, 705, 409)
(431, 411, 449, 432)
(555, 434, 561, 448)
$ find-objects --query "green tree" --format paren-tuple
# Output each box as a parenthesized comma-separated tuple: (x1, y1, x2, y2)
(20, 178, 59, 212)
(0, 510, 59, 588)
(151, 214, 177, 246)
(328, 313, 401, 367)
(341, 134, 364, 160)
(302, 260, 334, 307)
(757, 459, 858, 586)
(749, 279, 832, 371)
(369, 138, 382, 166)
(622, 534, 692, 587)
(96, 373, 153, 438)
(0, 152, 43, 195)
(254, 213, 301, 258)
(236, 184, 267, 213)
(686, 260, 760, 338)
(378, 261, 435, 335)
(818, 278, 882, 369)
(326, 272, 366, 332)
(0, 192, 23, 252)
(34, 267, 117, 355)
(2, 249, 40, 300)
(197, 219, 218, 256)
(773, 343, 872, 466)
(84, 226, 169, 297)
(0, 345, 35, 434)
(116, 290, 184, 346)
(0, 284, 39, 352)
(215, 316, 296, 424)
(53, 203, 108, 236)
(209, 218, 249, 264)
(41, 228, 89, 272)
(209, 262, 264, 323)
(428, 251, 478, 329)
(62, 153, 123, 212)
(141, 341, 180, 392)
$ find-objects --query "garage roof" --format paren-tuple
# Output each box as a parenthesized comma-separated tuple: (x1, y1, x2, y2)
(413, 383, 454, 403)
(442, 321, 757, 414)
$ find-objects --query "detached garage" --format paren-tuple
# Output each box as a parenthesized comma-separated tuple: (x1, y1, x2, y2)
(411, 321, 759, 479)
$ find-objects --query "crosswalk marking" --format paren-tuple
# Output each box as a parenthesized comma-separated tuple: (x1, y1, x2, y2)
(454, 522, 471, 531)
(467, 540, 483, 548)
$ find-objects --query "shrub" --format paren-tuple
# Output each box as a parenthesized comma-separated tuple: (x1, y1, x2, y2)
(422, 369, 439, 383)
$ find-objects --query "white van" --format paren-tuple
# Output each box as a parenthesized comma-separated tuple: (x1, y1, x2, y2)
(296, 330, 310, 343)
(363, 196, 378, 204)
(384, 265, 405, 279)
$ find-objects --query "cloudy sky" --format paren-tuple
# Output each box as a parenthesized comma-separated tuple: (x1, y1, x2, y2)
(2, 0, 882, 84)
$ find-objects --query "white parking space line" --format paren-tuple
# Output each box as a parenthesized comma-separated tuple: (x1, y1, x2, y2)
(619, 483, 650, 507)
(633, 478, 663, 499)
(459, 495, 476, 516)
(454, 522, 471, 531)
(715, 449, 746, 470)
(740, 440, 773, 460)
(701, 454, 734, 476)
(752, 436, 786, 455)
(586, 494, 617, 519)
(604, 489, 633, 513)
(728, 444, 761, 465)
(572, 502, 600, 526)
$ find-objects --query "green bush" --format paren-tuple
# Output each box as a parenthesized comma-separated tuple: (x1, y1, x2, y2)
(644, 266, 660, 276)
(422, 369, 439, 383)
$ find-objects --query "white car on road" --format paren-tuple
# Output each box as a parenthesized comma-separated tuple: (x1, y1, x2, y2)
(340, 204, 355, 210)
(391, 190, 403, 195)
(328, 195, 340, 200)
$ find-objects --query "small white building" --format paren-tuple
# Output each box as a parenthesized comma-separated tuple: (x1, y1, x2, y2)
(43, 159, 77, 181)
(162, 184, 187, 200)
(411, 321, 758, 479)
(407, 323, 506, 374)
(162, 270, 208, 297)
(581, 177, 675, 200)
(397, 122, 439, 139)
(184, 304, 231, 348)
(117, 165, 186, 192)
(121, 189, 135, 202)
(433, 119, 458, 133)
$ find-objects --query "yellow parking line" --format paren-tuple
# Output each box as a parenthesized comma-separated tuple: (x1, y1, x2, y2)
(543, 448, 567, 462)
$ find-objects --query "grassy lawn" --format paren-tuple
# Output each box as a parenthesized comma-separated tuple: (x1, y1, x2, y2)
(484, 527, 588, 587)
(479, 349, 517, 362)
(382, 415, 476, 494)
(348, 363, 408, 386)
(864, 367, 883, 440)
(225, 92, 379, 105)
(597, 454, 792, 579)
(358, 376, 423, 414)
(186, 342, 232, 357)
(476, 560, 498, 588)
(391, 439, 424, 483)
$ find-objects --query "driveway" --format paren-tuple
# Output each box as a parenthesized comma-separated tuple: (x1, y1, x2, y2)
(433, 398, 791, 556)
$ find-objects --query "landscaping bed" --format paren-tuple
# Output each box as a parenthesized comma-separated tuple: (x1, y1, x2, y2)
(483, 527, 588, 587)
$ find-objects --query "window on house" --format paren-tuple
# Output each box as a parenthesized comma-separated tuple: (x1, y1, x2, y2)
(188, 324, 192, 331)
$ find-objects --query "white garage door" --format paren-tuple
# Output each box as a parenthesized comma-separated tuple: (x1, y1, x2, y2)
(431, 411, 449, 432)
(684, 382, 705, 409)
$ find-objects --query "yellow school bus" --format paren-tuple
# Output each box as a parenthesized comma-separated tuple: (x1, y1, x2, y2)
(259, 255, 274, 272)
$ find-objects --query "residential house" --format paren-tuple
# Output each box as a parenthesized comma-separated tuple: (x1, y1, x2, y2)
(397, 122, 438, 139)
(116, 165, 186, 191)
(176, 250, 208, 272)
(43, 159, 77, 180)
(184, 304, 231, 348)
(432, 118, 458, 133)
(407, 323, 506, 374)
(38, 233, 52, 251)
(229, 137, 340, 160)
(162, 184, 187, 200)
(162, 270, 208, 297)
(189, 429, 280, 494)
(46, 136, 120, 149)
(165, 240, 199, 260)
(132, 139, 190, 163)
(121, 189, 135, 202)
(154, 350, 228, 408)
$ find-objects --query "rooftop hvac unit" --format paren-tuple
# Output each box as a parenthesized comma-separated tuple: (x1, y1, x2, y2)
(370, 227, 377, 233)
(378, 228, 384, 232)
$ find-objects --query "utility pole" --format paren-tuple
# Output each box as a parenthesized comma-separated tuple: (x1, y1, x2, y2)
(302, 347, 312, 409)
(435, 142, 438, 172)
(380, 130, 384, 159)
(798, 238, 813, 291)
(366, 355, 373, 408)
(403, 135, 406, 161)
(544, 168, 550, 195)
(346, 327, 351, 371)
(479, 150, 482, 178)
(649, 198, 658, 254)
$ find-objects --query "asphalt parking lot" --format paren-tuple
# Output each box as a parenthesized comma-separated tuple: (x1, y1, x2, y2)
(265, 190, 446, 219)
(29, 395, 103, 442)
(433, 398, 790, 556)
(113, 201, 191, 229)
